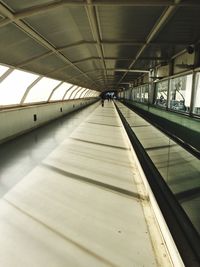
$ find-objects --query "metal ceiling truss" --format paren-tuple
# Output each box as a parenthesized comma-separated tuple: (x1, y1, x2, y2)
(79, 88, 88, 98)
(20, 76, 43, 104)
(0, 0, 194, 91)
(62, 85, 77, 100)
(85, 0, 108, 86)
(0, 0, 197, 28)
(47, 81, 63, 102)
(0, 68, 14, 83)
(81, 89, 90, 98)
(73, 87, 84, 99)
(68, 86, 81, 99)
(0, 3, 102, 91)
(117, 0, 182, 86)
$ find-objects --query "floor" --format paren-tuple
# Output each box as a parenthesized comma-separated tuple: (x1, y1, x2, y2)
(0, 101, 171, 267)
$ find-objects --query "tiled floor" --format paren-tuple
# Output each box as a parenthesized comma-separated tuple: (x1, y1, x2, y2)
(0, 101, 171, 267)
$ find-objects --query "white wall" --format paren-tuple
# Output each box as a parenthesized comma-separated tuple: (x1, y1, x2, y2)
(0, 98, 98, 144)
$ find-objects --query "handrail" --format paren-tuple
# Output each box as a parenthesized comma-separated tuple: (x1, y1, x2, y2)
(122, 100, 200, 159)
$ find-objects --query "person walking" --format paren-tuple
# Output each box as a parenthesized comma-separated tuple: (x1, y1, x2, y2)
(101, 98, 104, 107)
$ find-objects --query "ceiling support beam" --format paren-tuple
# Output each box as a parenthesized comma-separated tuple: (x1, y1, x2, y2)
(117, 0, 182, 86)
(0, 0, 197, 29)
(73, 87, 84, 99)
(62, 85, 76, 100)
(69, 86, 81, 99)
(115, 69, 150, 73)
(85, 0, 107, 86)
(81, 89, 90, 98)
(79, 88, 88, 98)
(17, 52, 53, 68)
(0, 3, 101, 90)
(0, 68, 14, 83)
(47, 81, 63, 102)
(20, 76, 42, 104)
(0, 0, 197, 26)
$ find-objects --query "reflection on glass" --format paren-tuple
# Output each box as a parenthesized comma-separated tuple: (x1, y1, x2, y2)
(193, 72, 200, 115)
(116, 102, 200, 234)
(141, 84, 149, 103)
(132, 87, 141, 101)
(169, 74, 192, 112)
(24, 77, 60, 103)
(154, 80, 168, 108)
(50, 82, 73, 101)
(0, 70, 38, 105)
(0, 65, 9, 77)
(148, 83, 154, 104)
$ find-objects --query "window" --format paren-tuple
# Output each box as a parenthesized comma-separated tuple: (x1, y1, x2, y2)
(136, 87, 141, 101)
(63, 85, 78, 100)
(24, 77, 60, 103)
(50, 82, 73, 101)
(154, 80, 168, 108)
(81, 89, 90, 98)
(0, 65, 9, 77)
(148, 83, 154, 104)
(131, 88, 137, 100)
(169, 74, 192, 113)
(0, 69, 38, 105)
(141, 84, 149, 103)
(70, 87, 82, 99)
(193, 72, 200, 115)
(74, 88, 86, 99)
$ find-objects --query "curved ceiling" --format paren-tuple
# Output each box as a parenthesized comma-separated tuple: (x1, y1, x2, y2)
(0, 0, 199, 91)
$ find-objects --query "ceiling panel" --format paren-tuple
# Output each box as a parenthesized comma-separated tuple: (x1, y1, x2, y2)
(0, 0, 54, 12)
(0, 1, 198, 91)
(61, 43, 99, 62)
(122, 73, 140, 82)
(103, 44, 141, 58)
(25, 6, 94, 47)
(22, 54, 68, 76)
(75, 60, 102, 72)
(140, 43, 185, 60)
(97, 6, 164, 41)
(153, 6, 200, 44)
(0, 24, 49, 66)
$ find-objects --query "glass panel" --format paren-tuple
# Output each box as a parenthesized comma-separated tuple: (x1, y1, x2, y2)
(0, 69, 39, 105)
(74, 88, 86, 99)
(70, 87, 81, 99)
(136, 87, 141, 101)
(85, 89, 91, 97)
(50, 82, 73, 101)
(24, 77, 60, 103)
(132, 88, 137, 100)
(0, 65, 9, 77)
(141, 84, 149, 103)
(148, 83, 154, 104)
(169, 74, 192, 112)
(82, 89, 89, 98)
(154, 80, 168, 108)
(116, 102, 200, 235)
(193, 72, 200, 115)
(64, 85, 78, 100)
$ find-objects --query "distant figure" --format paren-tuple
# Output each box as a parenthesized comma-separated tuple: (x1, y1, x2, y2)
(101, 98, 104, 107)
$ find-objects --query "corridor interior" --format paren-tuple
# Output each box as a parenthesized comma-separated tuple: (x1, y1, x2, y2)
(0, 101, 172, 267)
